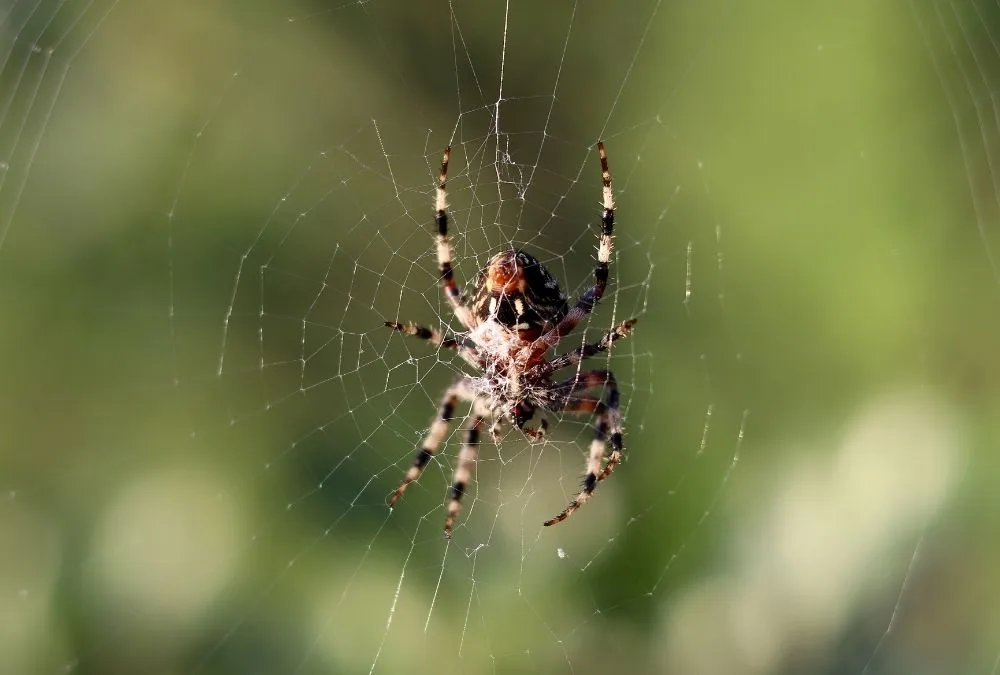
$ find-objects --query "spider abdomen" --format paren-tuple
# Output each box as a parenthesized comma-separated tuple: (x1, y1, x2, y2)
(471, 250, 568, 341)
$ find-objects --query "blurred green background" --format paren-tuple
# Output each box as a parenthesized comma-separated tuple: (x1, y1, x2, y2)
(1, 1, 999, 674)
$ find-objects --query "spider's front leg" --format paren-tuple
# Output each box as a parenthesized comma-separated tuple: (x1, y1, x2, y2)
(389, 377, 475, 509)
(444, 414, 486, 538)
(388, 375, 493, 538)
(543, 370, 623, 527)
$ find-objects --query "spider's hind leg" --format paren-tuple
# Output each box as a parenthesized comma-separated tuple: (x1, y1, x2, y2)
(530, 142, 617, 356)
(434, 146, 475, 329)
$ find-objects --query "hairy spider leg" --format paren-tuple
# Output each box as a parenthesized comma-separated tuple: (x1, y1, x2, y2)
(384, 321, 462, 350)
(543, 318, 637, 374)
(444, 414, 486, 538)
(435, 147, 476, 329)
(383, 320, 481, 369)
(530, 142, 616, 356)
(556, 369, 623, 482)
(389, 377, 476, 508)
(543, 369, 622, 526)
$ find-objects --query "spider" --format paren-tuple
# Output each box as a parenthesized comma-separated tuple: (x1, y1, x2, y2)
(385, 142, 636, 538)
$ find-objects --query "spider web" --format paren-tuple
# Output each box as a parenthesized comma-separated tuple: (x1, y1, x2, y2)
(0, 1, 992, 674)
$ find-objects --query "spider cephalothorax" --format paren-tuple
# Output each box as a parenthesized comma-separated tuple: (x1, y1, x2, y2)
(385, 142, 636, 537)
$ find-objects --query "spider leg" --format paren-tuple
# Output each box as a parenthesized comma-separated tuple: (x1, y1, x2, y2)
(384, 321, 463, 350)
(384, 320, 481, 370)
(435, 147, 476, 329)
(388, 377, 476, 509)
(555, 369, 623, 482)
(444, 413, 486, 538)
(543, 318, 636, 374)
(530, 142, 615, 356)
(543, 370, 622, 527)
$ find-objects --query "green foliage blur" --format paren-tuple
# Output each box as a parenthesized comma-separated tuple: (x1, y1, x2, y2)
(1, 1, 999, 674)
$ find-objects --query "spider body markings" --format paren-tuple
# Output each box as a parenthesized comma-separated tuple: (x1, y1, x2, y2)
(386, 143, 636, 537)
